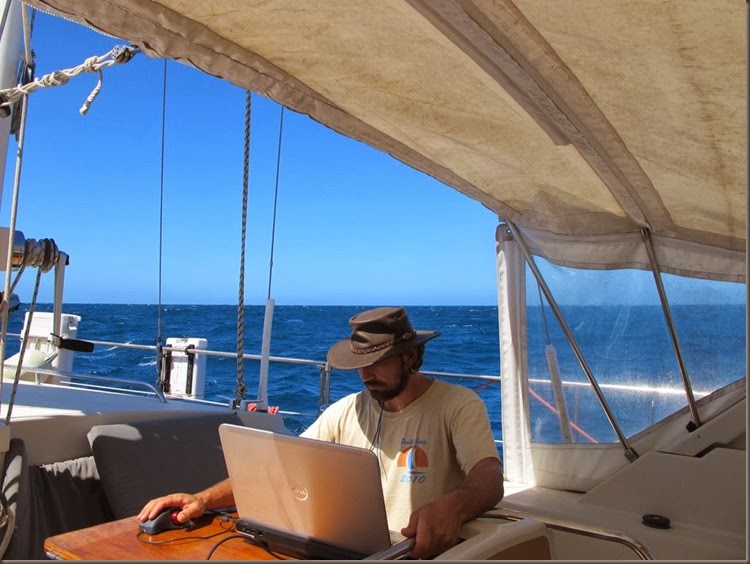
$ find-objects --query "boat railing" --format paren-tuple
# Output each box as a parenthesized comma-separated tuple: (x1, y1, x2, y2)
(11, 367, 169, 402)
(482, 507, 654, 560)
(4, 334, 704, 446)
(4, 333, 502, 395)
(2, 336, 337, 412)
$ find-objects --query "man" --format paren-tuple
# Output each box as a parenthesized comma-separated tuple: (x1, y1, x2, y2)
(138, 306, 504, 558)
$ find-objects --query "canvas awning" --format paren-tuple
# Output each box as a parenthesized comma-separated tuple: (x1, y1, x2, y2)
(21, 0, 746, 281)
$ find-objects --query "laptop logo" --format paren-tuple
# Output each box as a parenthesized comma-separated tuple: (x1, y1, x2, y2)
(291, 482, 309, 501)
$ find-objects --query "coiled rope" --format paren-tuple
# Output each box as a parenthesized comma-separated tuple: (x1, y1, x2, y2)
(0, 44, 139, 116)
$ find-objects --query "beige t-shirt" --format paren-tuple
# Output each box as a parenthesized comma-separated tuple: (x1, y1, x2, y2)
(301, 379, 500, 531)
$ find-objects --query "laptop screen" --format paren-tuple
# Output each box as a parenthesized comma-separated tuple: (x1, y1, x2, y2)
(218, 423, 393, 559)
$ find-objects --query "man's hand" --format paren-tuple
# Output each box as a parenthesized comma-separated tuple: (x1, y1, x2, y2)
(137, 493, 206, 525)
(137, 478, 235, 526)
(401, 457, 504, 558)
(400, 497, 463, 558)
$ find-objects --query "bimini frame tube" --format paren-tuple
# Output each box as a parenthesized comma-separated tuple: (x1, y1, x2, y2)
(505, 220, 638, 462)
(640, 228, 701, 429)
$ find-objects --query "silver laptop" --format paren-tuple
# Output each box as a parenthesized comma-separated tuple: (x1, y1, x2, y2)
(218, 423, 412, 560)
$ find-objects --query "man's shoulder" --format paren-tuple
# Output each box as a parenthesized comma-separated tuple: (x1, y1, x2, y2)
(431, 378, 481, 399)
(305, 391, 366, 438)
(326, 390, 369, 411)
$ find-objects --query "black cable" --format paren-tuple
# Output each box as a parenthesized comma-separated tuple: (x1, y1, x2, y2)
(135, 511, 236, 546)
(370, 401, 385, 474)
(204, 534, 246, 559)
(205, 530, 285, 560)
(134, 511, 286, 559)
(370, 401, 384, 450)
(135, 516, 235, 546)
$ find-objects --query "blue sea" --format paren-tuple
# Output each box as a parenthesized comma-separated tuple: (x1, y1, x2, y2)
(4, 304, 746, 441)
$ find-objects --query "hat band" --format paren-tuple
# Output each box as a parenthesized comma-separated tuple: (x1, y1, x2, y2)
(350, 332, 413, 355)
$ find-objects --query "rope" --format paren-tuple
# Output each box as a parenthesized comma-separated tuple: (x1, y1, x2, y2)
(156, 59, 167, 390)
(0, 44, 139, 116)
(527, 385, 598, 443)
(234, 91, 251, 408)
(79, 64, 103, 116)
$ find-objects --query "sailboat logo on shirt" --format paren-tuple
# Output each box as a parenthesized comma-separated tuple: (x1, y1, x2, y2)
(397, 439, 429, 479)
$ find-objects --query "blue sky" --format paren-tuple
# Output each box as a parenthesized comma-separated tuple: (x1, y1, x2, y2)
(0, 11, 501, 306)
(0, 11, 744, 307)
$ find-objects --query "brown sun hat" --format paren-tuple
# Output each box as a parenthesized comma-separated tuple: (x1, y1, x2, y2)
(327, 307, 441, 370)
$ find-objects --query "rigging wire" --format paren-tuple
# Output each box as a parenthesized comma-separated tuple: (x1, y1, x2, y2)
(267, 106, 285, 299)
(253, 104, 286, 411)
(234, 91, 251, 407)
(155, 59, 167, 388)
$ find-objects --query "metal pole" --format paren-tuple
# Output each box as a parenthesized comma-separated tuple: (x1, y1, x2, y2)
(640, 228, 701, 429)
(52, 252, 67, 337)
(505, 221, 638, 461)
(256, 297, 274, 410)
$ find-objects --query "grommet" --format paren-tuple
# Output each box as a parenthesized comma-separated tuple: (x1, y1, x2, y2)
(642, 514, 671, 529)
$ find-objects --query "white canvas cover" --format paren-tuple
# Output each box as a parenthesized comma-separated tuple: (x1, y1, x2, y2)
(19, 0, 746, 281)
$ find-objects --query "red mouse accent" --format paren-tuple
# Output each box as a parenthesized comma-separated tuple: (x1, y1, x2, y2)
(139, 507, 194, 534)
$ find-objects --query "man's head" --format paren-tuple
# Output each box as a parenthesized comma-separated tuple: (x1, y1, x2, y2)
(327, 307, 440, 402)
(327, 306, 440, 370)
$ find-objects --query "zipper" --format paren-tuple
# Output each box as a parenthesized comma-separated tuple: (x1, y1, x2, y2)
(21, 0, 129, 41)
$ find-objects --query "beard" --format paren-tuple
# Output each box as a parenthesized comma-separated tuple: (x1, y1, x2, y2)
(366, 362, 411, 403)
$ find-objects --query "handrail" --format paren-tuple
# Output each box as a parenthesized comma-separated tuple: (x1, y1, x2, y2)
(528, 377, 710, 398)
(483, 507, 654, 560)
(2, 332, 712, 397)
(4, 333, 328, 367)
(12, 367, 168, 403)
(3, 332, 707, 433)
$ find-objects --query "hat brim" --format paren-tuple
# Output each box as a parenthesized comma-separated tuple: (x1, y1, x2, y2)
(327, 330, 441, 370)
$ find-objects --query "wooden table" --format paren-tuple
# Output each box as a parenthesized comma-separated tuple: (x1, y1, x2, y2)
(44, 512, 295, 560)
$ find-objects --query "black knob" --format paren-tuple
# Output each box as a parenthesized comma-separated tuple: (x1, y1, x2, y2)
(642, 513, 671, 529)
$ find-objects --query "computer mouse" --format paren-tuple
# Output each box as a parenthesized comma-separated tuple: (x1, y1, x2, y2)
(139, 507, 193, 534)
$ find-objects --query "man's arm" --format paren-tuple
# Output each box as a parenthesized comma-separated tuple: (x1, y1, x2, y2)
(442, 456, 504, 523)
(137, 478, 235, 525)
(401, 456, 504, 558)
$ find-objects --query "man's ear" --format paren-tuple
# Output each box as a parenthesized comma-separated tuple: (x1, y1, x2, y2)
(401, 347, 418, 370)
